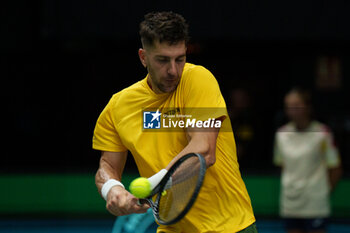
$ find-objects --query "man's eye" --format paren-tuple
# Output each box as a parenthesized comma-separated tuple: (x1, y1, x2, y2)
(157, 58, 168, 63)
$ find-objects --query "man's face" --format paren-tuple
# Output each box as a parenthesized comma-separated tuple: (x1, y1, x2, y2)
(140, 41, 186, 93)
(284, 93, 310, 122)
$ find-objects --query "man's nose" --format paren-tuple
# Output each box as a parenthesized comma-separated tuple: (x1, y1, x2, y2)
(167, 61, 177, 76)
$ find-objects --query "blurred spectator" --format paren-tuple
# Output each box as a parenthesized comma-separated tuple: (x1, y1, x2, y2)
(228, 88, 260, 170)
(273, 87, 342, 233)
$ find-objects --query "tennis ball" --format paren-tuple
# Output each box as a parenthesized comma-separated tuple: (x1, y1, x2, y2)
(129, 177, 151, 198)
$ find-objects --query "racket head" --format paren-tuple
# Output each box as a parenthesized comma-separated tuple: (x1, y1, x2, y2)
(152, 153, 206, 225)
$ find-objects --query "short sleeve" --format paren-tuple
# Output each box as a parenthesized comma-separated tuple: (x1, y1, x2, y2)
(322, 131, 341, 168)
(182, 66, 227, 120)
(273, 133, 283, 166)
(92, 96, 127, 152)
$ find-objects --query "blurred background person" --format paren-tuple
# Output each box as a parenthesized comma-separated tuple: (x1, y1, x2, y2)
(273, 87, 342, 233)
(228, 87, 262, 171)
(229, 88, 254, 166)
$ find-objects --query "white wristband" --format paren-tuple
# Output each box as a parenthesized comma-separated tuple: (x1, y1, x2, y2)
(101, 179, 125, 201)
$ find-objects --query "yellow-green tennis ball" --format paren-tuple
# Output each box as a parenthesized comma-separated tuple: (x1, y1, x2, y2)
(161, 190, 167, 196)
(129, 177, 151, 198)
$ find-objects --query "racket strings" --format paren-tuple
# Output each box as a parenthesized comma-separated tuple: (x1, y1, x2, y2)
(158, 157, 201, 222)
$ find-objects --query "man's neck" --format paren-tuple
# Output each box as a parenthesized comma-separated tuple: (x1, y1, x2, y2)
(295, 119, 311, 131)
(146, 75, 163, 94)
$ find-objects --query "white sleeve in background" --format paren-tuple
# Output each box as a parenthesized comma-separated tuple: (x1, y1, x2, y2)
(323, 132, 341, 168)
(273, 134, 283, 166)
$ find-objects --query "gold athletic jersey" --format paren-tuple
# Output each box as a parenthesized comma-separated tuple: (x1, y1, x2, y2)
(93, 63, 255, 232)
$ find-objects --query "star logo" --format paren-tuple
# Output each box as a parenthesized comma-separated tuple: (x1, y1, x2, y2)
(143, 110, 162, 129)
(150, 110, 161, 122)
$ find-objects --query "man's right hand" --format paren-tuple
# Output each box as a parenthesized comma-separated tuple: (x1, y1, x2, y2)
(106, 185, 150, 216)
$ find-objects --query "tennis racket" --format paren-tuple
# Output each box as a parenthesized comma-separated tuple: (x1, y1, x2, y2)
(139, 153, 206, 225)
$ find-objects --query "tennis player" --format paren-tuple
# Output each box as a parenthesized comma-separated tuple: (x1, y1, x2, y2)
(93, 12, 257, 233)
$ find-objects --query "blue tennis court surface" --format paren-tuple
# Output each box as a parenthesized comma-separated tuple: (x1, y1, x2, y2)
(1, 218, 349, 233)
(0, 219, 114, 233)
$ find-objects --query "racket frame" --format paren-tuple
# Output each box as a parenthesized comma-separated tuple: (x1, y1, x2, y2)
(143, 153, 206, 225)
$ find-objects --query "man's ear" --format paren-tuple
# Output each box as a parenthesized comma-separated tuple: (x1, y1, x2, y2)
(138, 48, 147, 68)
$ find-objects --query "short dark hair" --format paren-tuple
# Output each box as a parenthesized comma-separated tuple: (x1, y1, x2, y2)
(139, 11, 189, 48)
(287, 87, 312, 106)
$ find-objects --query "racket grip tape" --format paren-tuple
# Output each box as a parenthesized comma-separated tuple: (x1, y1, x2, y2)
(137, 199, 149, 206)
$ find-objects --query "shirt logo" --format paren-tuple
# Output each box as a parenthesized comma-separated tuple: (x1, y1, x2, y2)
(143, 110, 161, 129)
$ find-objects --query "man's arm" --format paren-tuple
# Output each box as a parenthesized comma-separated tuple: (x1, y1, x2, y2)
(328, 165, 342, 192)
(95, 151, 149, 216)
(165, 119, 222, 170)
(95, 151, 127, 192)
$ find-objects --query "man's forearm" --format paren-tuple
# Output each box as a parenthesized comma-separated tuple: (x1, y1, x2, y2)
(328, 166, 342, 192)
(95, 151, 127, 194)
(166, 130, 218, 170)
(95, 164, 121, 194)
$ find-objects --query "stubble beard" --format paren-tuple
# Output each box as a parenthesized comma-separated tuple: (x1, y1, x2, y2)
(148, 68, 180, 93)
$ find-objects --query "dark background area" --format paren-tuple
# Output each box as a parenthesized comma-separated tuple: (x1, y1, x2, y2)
(1, 0, 350, 175)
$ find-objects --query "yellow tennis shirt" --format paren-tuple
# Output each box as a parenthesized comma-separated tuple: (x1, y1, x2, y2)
(93, 63, 255, 232)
